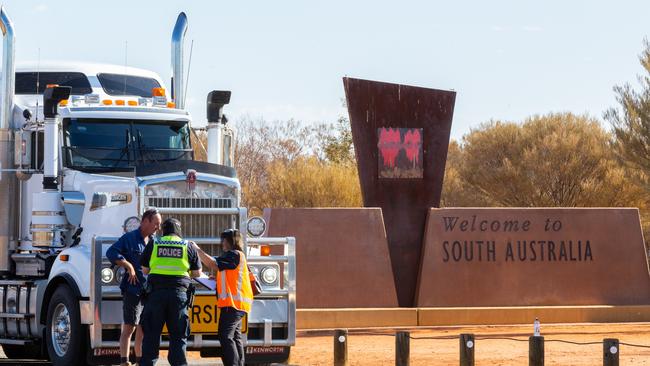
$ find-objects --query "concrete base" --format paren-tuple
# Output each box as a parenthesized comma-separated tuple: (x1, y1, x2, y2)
(297, 306, 650, 329)
(297, 308, 418, 329)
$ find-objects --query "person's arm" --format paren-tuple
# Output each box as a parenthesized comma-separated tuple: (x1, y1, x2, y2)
(190, 241, 218, 271)
(106, 237, 138, 285)
(140, 242, 153, 275)
(187, 243, 203, 278)
(215, 250, 240, 271)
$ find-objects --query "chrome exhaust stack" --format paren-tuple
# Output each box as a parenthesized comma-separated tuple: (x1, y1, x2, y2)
(0, 6, 16, 271)
(171, 12, 187, 109)
(0, 6, 15, 130)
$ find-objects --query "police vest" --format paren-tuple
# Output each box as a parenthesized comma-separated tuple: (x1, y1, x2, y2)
(148, 235, 190, 277)
(216, 250, 254, 313)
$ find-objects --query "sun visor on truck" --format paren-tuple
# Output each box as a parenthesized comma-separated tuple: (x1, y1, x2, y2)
(135, 160, 236, 178)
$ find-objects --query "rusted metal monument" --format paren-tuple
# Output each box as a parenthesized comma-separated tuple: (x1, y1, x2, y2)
(343, 77, 456, 306)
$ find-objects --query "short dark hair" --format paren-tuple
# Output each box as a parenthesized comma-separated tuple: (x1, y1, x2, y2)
(142, 208, 159, 222)
(162, 218, 182, 237)
(221, 229, 243, 251)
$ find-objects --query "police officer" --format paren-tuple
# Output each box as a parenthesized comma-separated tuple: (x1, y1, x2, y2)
(106, 208, 161, 366)
(139, 218, 202, 366)
(192, 229, 253, 366)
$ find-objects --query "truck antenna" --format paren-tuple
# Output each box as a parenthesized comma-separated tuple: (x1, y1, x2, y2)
(35, 47, 40, 122)
(123, 40, 128, 95)
(183, 39, 194, 110)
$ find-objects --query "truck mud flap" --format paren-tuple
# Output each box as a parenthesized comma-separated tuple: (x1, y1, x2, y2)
(86, 347, 121, 366)
(200, 346, 290, 364)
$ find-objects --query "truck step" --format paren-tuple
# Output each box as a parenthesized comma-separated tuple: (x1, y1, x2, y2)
(0, 313, 34, 319)
(0, 338, 35, 345)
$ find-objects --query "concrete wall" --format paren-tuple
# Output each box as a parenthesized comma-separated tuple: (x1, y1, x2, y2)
(265, 208, 398, 308)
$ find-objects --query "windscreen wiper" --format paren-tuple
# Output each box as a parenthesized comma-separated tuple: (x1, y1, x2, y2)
(136, 130, 159, 164)
(110, 129, 132, 168)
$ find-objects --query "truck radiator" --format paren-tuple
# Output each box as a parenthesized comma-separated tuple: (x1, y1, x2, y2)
(146, 197, 234, 257)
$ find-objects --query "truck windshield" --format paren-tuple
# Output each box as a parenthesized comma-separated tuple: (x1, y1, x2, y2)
(62, 118, 192, 172)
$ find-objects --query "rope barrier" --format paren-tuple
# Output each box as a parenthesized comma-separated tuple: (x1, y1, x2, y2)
(342, 331, 650, 348)
(546, 339, 603, 346)
(619, 341, 650, 349)
(475, 336, 528, 342)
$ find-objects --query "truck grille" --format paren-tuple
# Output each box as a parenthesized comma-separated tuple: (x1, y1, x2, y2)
(146, 197, 235, 257)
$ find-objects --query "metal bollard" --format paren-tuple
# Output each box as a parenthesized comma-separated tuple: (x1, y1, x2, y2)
(395, 331, 410, 366)
(603, 338, 619, 366)
(459, 334, 475, 366)
(334, 329, 349, 366)
(529, 336, 544, 366)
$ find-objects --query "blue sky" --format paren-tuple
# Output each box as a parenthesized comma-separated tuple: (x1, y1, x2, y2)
(2, 0, 650, 141)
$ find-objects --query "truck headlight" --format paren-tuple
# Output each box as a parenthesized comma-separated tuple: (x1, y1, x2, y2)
(260, 266, 278, 285)
(101, 268, 114, 284)
(115, 267, 126, 284)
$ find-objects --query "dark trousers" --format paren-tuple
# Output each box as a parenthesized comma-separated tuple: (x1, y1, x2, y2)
(218, 306, 246, 366)
(140, 288, 189, 366)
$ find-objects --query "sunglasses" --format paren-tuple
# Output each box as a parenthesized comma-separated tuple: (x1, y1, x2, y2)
(221, 228, 239, 237)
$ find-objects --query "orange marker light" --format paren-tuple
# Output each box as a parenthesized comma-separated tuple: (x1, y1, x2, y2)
(152, 87, 166, 97)
(261, 245, 271, 256)
(115, 100, 125, 106)
(127, 100, 137, 106)
(59, 99, 69, 106)
(102, 100, 113, 105)
(167, 101, 176, 108)
(59, 254, 69, 262)
(46, 84, 59, 89)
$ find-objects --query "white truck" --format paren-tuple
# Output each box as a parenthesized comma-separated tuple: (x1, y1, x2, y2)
(0, 7, 296, 366)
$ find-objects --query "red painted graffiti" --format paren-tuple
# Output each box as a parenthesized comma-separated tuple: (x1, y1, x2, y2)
(377, 128, 401, 168)
(403, 129, 422, 166)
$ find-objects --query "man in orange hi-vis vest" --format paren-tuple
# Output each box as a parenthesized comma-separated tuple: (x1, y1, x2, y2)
(192, 229, 253, 366)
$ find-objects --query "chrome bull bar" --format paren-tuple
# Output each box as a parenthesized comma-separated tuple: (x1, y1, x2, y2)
(89, 207, 296, 349)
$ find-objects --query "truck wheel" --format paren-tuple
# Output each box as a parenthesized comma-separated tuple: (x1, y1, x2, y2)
(1, 343, 45, 359)
(45, 285, 85, 366)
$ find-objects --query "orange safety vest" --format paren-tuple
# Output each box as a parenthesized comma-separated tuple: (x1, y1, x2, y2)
(216, 250, 253, 313)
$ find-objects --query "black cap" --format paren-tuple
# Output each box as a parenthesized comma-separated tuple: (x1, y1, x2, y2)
(220, 228, 241, 241)
(162, 218, 182, 237)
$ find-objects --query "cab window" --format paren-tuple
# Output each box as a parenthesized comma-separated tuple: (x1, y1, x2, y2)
(15, 72, 92, 95)
(97, 73, 161, 97)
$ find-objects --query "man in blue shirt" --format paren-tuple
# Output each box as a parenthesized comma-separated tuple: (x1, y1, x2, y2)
(107, 208, 162, 366)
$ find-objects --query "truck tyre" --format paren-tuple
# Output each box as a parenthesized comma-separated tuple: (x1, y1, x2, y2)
(1, 343, 45, 359)
(45, 285, 86, 366)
